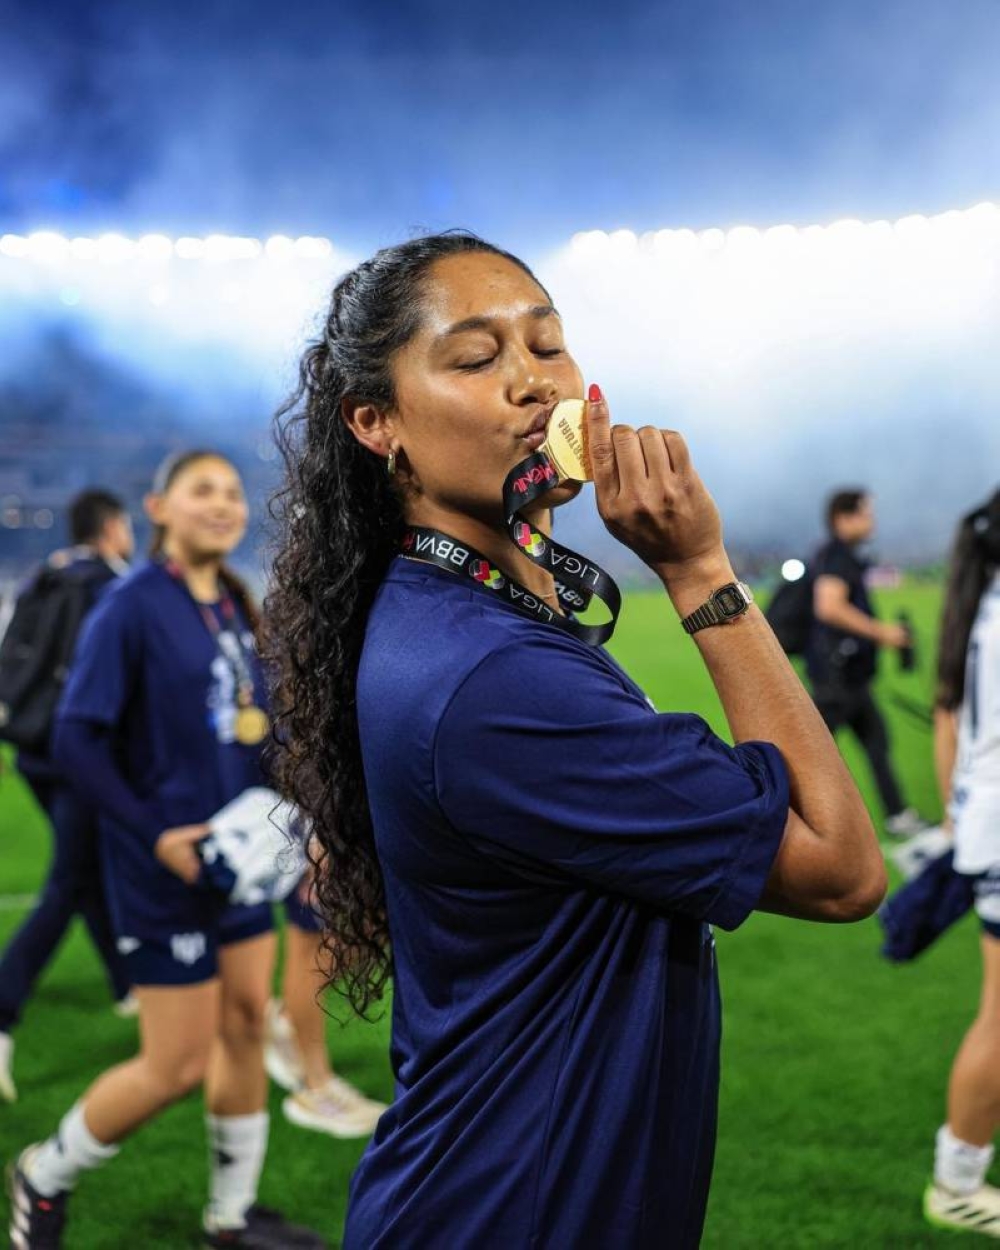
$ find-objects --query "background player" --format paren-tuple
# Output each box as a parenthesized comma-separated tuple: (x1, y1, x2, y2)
(808, 488, 929, 836)
(0, 489, 134, 1103)
(265, 882, 387, 1138)
(923, 488, 1000, 1236)
(8, 452, 324, 1249)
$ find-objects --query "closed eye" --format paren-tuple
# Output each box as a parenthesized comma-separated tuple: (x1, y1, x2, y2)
(456, 357, 496, 371)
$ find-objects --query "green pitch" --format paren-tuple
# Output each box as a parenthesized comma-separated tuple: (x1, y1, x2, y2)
(0, 582, 980, 1247)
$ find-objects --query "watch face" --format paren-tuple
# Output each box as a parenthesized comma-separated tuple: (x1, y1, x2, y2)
(714, 584, 746, 617)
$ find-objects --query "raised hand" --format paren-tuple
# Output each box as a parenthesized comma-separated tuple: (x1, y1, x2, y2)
(585, 384, 727, 588)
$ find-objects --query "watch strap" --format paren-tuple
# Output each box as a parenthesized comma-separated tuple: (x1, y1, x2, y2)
(681, 600, 722, 635)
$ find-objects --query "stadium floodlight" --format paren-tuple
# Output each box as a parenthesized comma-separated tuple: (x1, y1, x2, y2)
(826, 219, 866, 241)
(96, 233, 136, 263)
(569, 230, 611, 258)
(781, 559, 807, 582)
(175, 237, 207, 260)
(725, 225, 762, 251)
(892, 214, 931, 245)
(293, 236, 332, 259)
(651, 228, 698, 258)
(27, 232, 70, 261)
(608, 229, 639, 254)
(265, 234, 295, 260)
(0, 234, 29, 257)
(136, 234, 174, 262)
(763, 224, 798, 248)
(204, 234, 262, 263)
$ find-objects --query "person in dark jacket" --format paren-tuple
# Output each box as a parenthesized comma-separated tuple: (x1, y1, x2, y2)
(807, 488, 928, 837)
(0, 489, 134, 1104)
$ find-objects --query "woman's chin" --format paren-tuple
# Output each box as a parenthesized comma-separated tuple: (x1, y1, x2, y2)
(546, 481, 584, 509)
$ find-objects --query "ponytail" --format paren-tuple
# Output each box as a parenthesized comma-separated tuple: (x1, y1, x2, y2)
(937, 488, 1000, 710)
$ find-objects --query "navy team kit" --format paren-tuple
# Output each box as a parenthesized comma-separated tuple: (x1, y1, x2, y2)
(344, 557, 789, 1249)
(54, 559, 318, 989)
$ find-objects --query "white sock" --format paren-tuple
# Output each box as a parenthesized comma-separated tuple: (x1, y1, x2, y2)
(205, 1111, 269, 1229)
(935, 1123, 995, 1195)
(0, 1031, 15, 1101)
(25, 1103, 119, 1197)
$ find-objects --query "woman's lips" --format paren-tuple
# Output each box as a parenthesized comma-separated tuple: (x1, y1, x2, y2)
(521, 429, 548, 451)
(520, 405, 556, 451)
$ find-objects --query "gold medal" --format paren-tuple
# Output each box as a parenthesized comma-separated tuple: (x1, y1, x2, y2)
(234, 705, 270, 745)
(539, 398, 592, 483)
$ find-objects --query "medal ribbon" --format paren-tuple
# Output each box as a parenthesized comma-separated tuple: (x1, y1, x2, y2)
(400, 450, 622, 645)
(161, 559, 259, 709)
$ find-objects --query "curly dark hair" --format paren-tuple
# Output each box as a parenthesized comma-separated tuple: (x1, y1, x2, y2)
(937, 486, 1000, 710)
(266, 232, 547, 1015)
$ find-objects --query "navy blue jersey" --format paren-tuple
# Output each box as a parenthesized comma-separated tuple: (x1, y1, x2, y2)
(345, 558, 788, 1250)
(806, 538, 877, 687)
(56, 560, 268, 940)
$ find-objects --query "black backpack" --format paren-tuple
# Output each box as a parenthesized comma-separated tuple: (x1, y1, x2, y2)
(765, 568, 814, 656)
(0, 559, 111, 753)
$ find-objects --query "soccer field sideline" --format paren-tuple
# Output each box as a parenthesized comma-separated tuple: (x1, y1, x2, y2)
(0, 581, 977, 1247)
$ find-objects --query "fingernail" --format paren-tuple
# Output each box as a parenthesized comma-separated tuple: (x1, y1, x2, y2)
(588, 383, 603, 404)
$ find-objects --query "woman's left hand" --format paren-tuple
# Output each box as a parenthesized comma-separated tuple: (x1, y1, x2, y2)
(155, 824, 210, 884)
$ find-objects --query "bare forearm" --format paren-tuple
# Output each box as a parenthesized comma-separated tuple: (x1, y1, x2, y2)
(663, 559, 873, 847)
(818, 601, 883, 641)
(933, 707, 958, 816)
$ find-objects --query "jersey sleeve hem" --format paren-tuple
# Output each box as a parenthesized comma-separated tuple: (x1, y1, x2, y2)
(700, 741, 789, 931)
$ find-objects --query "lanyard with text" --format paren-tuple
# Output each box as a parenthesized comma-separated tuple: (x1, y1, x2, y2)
(161, 559, 270, 745)
(400, 477, 621, 648)
(400, 398, 622, 643)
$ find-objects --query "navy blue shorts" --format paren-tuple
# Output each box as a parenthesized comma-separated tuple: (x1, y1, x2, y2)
(119, 901, 274, 987)
(973, 870, 1000, 941)
(284, 881, 323, 934)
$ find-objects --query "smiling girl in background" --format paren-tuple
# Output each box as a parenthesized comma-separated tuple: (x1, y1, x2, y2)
(9, 451, 325, 1250)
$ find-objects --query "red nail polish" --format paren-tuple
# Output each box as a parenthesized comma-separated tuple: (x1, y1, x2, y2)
(588, 383, 603, 404)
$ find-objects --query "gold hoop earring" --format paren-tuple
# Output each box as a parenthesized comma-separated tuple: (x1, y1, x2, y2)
(386, 451, 397, 477)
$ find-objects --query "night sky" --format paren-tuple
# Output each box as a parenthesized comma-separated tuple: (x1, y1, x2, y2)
(3, 0, 999, 250)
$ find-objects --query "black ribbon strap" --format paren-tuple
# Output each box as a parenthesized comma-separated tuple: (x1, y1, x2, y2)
(398, 451, 622, 645)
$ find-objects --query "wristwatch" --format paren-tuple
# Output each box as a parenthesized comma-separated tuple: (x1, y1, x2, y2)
(680, 582, 754, 635)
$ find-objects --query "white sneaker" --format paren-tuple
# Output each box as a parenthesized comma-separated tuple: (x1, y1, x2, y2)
(282, 1077, 387, 1139)
(889, 825, 952, 881)
(112, 992, 139, 1019)
(264, 999, 305, 1091)
(0, 1031, 16, 1103)
(885, 807, 933, 839)
(925, 1180, 1000, 1237)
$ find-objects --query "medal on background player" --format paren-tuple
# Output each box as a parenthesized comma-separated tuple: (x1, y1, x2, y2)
(162, 558, 270, 744)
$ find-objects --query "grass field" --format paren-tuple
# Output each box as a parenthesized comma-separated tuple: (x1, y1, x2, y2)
(0, 580, 984, 1248)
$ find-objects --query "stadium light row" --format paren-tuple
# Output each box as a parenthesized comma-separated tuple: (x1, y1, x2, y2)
(568, 202, 1000, 258)
(0, 232, 334, 263)
(1, 201, 999, 269)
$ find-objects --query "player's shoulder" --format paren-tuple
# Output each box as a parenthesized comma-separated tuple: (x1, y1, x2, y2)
(109, 560, 169, 600)
(82, 561, 167, 633)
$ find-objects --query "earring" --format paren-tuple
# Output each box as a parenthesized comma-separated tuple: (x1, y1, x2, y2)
(386, 450, 397, 477)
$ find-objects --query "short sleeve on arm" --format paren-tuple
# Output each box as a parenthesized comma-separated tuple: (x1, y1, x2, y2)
(815, 544, 854, 583)
(58, 584, 139, 728)
(434, 634, 789, 931)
